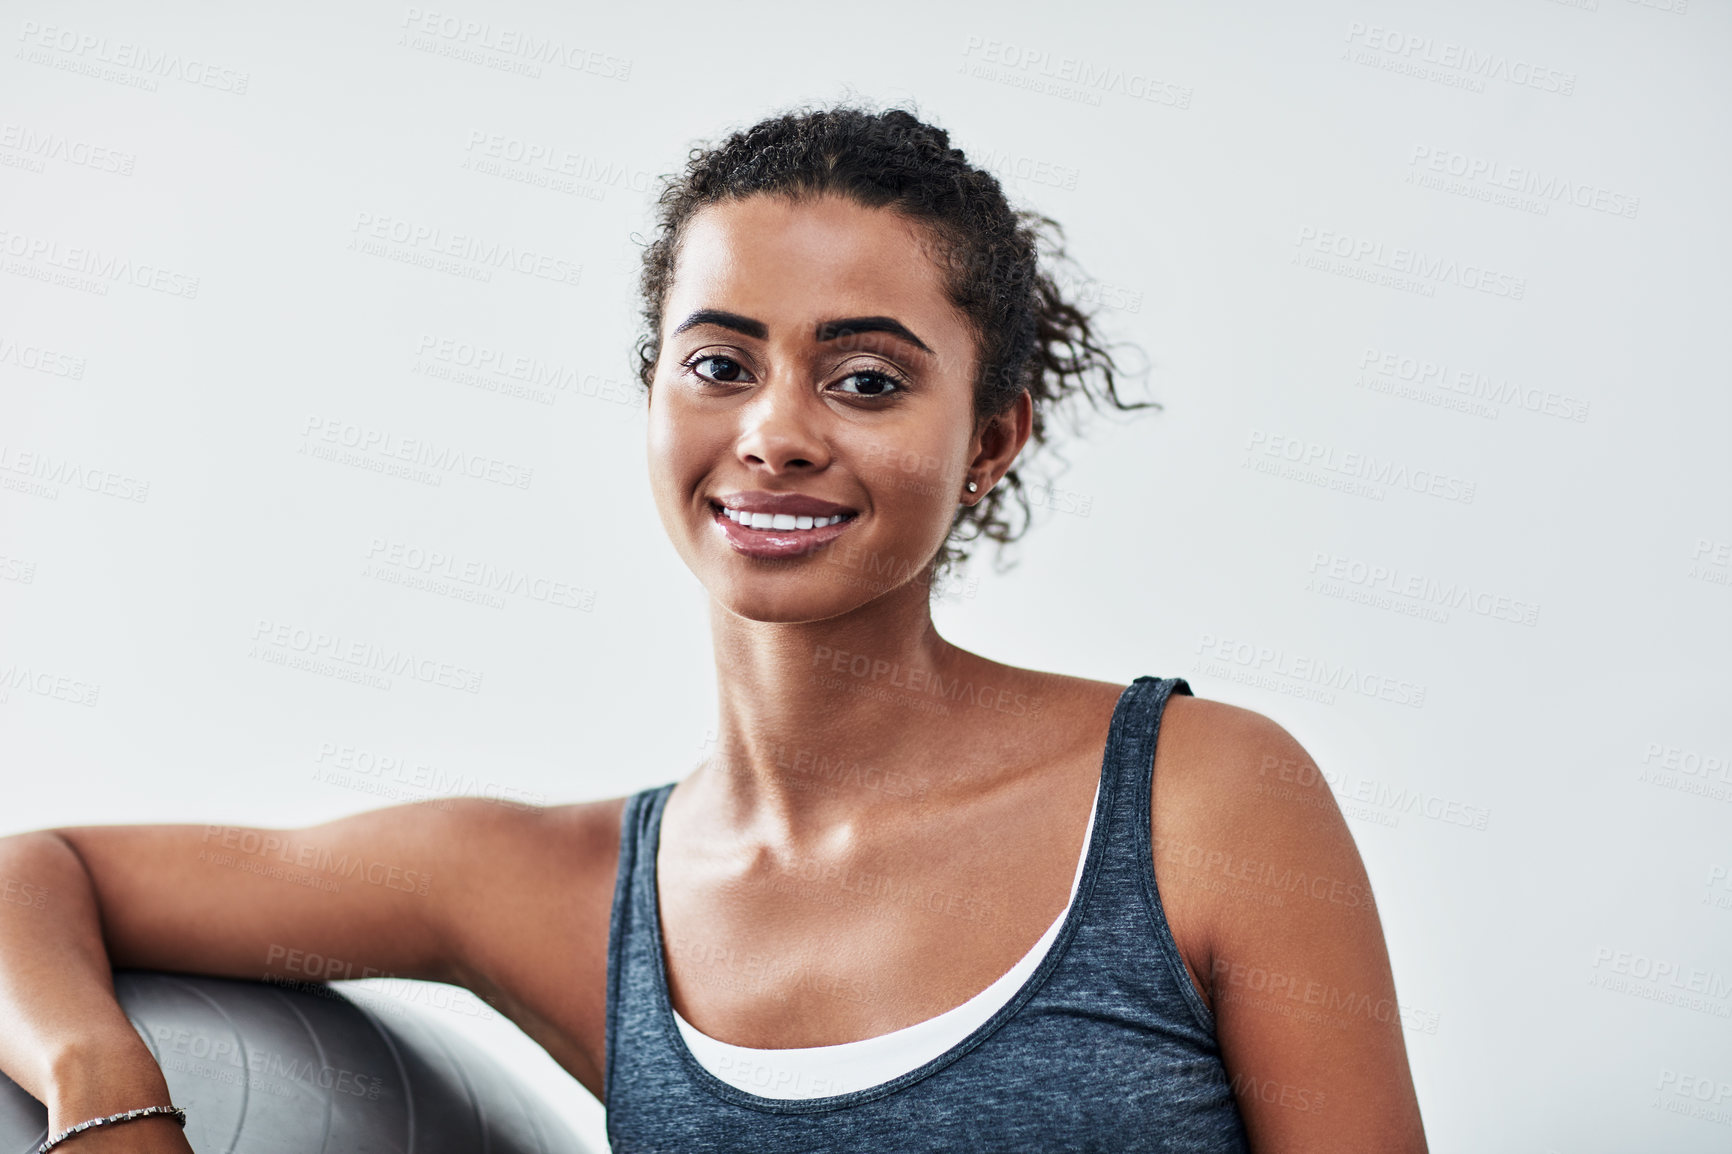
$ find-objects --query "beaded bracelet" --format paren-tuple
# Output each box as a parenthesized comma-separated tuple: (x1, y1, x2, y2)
(38, 1105, 187, 1153)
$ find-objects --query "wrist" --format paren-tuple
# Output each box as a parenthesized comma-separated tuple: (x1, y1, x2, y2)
(40, 1106, 187, 1153)
(46, 1032, 173, 1134)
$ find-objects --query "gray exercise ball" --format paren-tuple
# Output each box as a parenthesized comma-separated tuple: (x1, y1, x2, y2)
(0, 971, 595, 1153)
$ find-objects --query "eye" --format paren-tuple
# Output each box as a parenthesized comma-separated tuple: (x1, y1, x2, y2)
(830, 368, 908, 399)
(684, 354, 754, 385)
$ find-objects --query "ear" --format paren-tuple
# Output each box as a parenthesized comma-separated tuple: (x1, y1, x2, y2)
(965, 390, 1034, 498)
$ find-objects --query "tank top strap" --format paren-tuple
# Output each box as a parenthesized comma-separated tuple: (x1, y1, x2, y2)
(1073, 674, 1214, 1032)
(1099, 674, 1193, 854)
(604, 781, 674, 1103)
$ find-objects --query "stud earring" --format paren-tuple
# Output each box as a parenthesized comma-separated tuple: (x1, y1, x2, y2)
(965, 480, 979, 494)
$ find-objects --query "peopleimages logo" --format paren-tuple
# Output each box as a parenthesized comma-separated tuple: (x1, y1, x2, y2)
(363, 537, 595, 611)
(300, 415, 533, 490)
(957, 36, 1192, 109)
(461, 131, 651, 192)
(1307, 551, 1540, 627)
(249, 619, 484, 695)
(0, 664, 101, 707)
(1589, 946, 1732, 1014)
(0, 123, 136, 175)
(348, 212, 582, 286)
(1343, 22, 1576, 95)
(0, 445, 149, 502)
(1243, 429, 1476, 505)
(0, 227, 201, 298)
(398, 8, 632, 80)
(413, 335, 637, 407)
(15, 20, 251, 94)
(1407, 146, 1640, 220)
(1193, 632, 1427, 709)
(1357, 347, 1590, 423)
(0, 333, 86, 379)
(1293, 227, 1525, 300)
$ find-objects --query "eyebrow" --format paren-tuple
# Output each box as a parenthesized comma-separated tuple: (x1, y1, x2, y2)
(671, 309, 933, 355)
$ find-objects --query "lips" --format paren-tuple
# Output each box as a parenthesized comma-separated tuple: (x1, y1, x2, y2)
(712, 490, 857, 518)
(708, 491, 859, 559)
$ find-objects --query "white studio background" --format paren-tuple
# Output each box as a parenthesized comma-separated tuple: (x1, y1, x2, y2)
(2, 1, 1728, 1151)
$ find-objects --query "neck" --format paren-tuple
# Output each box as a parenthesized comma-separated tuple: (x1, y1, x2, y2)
(696, 577, 1001, 844)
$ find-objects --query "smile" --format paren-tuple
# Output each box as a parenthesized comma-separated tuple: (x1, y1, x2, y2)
(709, 502, 859, 559)
(719, 507, 852, 530)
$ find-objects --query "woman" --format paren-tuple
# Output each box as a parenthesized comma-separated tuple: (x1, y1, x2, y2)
(0, 106, 1428, 1152)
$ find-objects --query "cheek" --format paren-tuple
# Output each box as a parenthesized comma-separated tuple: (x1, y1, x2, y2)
(859, 443, 950, 507)
(852, 422, 970, 536)
(645, 400, 695, 512)
(646, 395, 732, 512)
(644, 398, 673, 470)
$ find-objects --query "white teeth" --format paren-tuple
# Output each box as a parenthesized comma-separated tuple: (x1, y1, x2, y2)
(719, 506, 849, 530)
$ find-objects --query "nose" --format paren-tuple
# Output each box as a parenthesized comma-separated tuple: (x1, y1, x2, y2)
(734, 377, 830, 475)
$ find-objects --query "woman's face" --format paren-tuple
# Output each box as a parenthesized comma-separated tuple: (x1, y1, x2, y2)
(646, 193, 1020, 623)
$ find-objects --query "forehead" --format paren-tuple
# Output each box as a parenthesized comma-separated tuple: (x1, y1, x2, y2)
(669, 194, 956, 326)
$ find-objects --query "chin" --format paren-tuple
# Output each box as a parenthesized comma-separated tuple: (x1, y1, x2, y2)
(687, 523, 948, 622)
(709, 570, 877, 624)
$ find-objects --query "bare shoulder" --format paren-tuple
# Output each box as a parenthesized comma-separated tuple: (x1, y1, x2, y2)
(1146, 694, 1369, 1004)
(436, 791, 629, 969)
(431, 792, 631, 1098)
(1155, 693, 1340, 830)
(1152, 694, 1428, 1150)
(1154, 692, 1364, 858)
(437, 791, 629, 881)
(1158, 691, 1306, 769)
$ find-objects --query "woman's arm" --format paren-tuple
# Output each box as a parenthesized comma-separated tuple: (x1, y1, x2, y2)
(0, 798, 519, 1148)
(1152, 697, 1429, 1154)
(0, 832, 192, 1151)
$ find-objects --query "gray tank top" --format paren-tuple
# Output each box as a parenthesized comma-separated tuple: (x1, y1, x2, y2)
(603, 675, 1250, 1151)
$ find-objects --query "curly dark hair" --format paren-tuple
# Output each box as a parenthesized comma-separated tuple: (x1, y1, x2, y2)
(633, 100, 1158, 580)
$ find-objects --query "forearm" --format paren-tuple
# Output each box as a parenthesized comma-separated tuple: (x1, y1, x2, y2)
(0, 832, 173, 1128)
